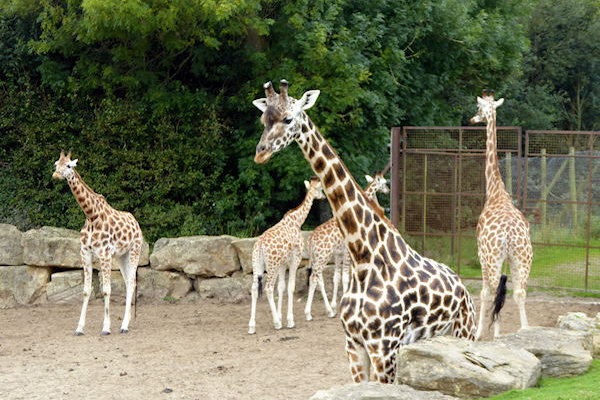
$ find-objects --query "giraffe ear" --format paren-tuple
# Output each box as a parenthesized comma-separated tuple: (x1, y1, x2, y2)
(494, 98, 504, 107)
(67, 159, 78, 168)
(252, 98, 268, 112)
(304, 180, 310, 190)
(476, 96, 485, 106)
(297, 90, 320, 111)
(365, 174, 374, 183)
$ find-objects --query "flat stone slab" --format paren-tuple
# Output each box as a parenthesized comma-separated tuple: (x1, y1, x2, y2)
(194, 274, 251, 303)
(395, 336, 541, 399)
(311, 382, 457, 400)
(0, 265, 51, 308)
(150, 235, 240, 277)
(497, 326, 593, 377)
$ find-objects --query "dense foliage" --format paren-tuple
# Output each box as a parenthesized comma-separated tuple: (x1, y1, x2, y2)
(0, 0, 597, 242)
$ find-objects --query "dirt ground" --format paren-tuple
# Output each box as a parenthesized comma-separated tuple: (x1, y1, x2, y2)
(1, 291, 599, 400)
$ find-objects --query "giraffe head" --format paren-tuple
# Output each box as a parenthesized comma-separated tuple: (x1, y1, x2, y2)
(252, 79, 320, 164)
(365, 172, 390, 194)
(305, 176, 326, 200)
(470, 89, 504, 124)
(52, 150, 78, 180)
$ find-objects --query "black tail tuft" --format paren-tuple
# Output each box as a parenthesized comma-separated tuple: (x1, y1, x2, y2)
(306, 267, 313, 289)
(490, 274, 507, 329)
(258, 275, 263, 298)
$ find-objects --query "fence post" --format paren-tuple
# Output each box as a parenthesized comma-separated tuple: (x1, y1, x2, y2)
(569, 147, 578, 231)
(541, 148, 547, 230)
(422, 154, 428, 254)
(506, 152, 512, 195)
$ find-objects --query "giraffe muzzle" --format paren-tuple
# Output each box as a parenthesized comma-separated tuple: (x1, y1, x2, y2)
(254, 144, 272, 164)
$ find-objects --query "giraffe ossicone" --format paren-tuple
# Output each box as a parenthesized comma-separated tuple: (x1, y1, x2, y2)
(305, 172, 390, 321)
(253, 80, 476, 383)
(470, 90, 531, 339)
(53, 150, 143, 336)
(248, 177, 324, 334)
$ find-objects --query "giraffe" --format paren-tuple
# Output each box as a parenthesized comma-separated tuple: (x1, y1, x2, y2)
(252, 80, 476, 383)
(470, 90, 531, 339)
(53, 151, 143, 336)
(248, 177, 325, 334)
(304, 172, 390, 321)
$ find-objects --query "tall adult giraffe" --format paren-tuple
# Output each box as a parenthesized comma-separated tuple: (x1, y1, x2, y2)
(252, 80, 476, 383)
(53, 151, 143, 335)
(470, 90, 531, 339)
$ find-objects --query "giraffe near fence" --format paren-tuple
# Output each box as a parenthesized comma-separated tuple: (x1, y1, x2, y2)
(53, 151, 143, 336)
(248, 177, 325, 334)
(470, 90, 531, 339)
(304, 172, 389, 321)
(252, 80, 476, 383)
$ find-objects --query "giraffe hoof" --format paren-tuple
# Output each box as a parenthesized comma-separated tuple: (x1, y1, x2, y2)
(328, 311, 336, 318)
(101, 331, 111, 336)
(287, 322, 295, 329)
(74, 331, 84, 336)
(248, 329, 256, 335)
(120, 329, 129, 334)
(305, 315, 313, 321)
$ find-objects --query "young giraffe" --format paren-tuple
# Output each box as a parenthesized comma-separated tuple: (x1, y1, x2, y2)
(470, 90, 531, 339)
(305, 172, 390, 321)
(53, 151, 143, 336)
(253, 80, 476, 383)
(248, 177, 324, 334)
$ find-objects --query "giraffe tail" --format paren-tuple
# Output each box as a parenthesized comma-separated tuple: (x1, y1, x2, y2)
(306, 266, 312, 289)
(490, 274, 508, 328)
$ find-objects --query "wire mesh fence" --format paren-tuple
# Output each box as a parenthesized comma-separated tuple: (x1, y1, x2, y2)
(389, 127, 599, 291)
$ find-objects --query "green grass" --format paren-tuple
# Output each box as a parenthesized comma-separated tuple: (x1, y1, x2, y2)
(401, 229, 600, 291)
(485, 359, 600, 400)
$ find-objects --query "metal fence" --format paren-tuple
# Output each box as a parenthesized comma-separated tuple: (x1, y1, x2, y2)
(389, 127, 599, 291)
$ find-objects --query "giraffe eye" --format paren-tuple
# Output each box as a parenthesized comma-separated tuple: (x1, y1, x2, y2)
(283, 117, 293, 124)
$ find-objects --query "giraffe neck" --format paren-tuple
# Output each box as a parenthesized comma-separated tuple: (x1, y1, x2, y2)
(296, 116, 399, 268)
(485, 111, 508, 200)
(66, 170, 105, 221)
(286, 187, 317, 227)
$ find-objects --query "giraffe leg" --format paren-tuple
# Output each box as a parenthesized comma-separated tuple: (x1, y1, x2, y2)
(119, 246, 140, 334)
(371, 350, 397, 384)
(248, 272, 259, 334)
(277, 265, 286, 322)
(99, 255, 112, 335)
(475, 284, 491, 341)
(265, 272, 282, 330)
(346, 338, 370, 383)
(304, 266, 319, 321)
(286, 252, 301, 328)
(317, 271, 335, 318)
(341, 249, 351, 294)
(75, 249, 93, 336)
(509, 255, 530, 330)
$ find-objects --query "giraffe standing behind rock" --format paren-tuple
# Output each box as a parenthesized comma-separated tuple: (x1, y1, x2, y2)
(470, 90, 531, 339)
(305, 172, 389, 321)
(53, 151, 143, 336)
(248, 177, 324, 334)
(252, 80, 476, 383)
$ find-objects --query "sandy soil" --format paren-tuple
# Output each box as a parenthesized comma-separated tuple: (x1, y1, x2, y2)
(1, 291, 598, 400)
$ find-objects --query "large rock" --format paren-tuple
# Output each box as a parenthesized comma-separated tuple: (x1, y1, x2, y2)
(497, 327, 593, 377)
(395, 336, 541, 399)
(150, 235, 241, 277)
(311, 383, 457, 400)
(557, 312, 600, 358)
(230, 237, 257, 274)
(0, 223, 24, 265)
(46, 270, 101, 303)
(22, 226, 81, 267)
(22, 226, 149, 269)
(194, 273, 251, 303)
(105, 268, 192, 301)
(0, 266, 51, 308)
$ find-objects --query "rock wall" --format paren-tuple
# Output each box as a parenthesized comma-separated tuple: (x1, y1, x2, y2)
(0, 224, 324, 307)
